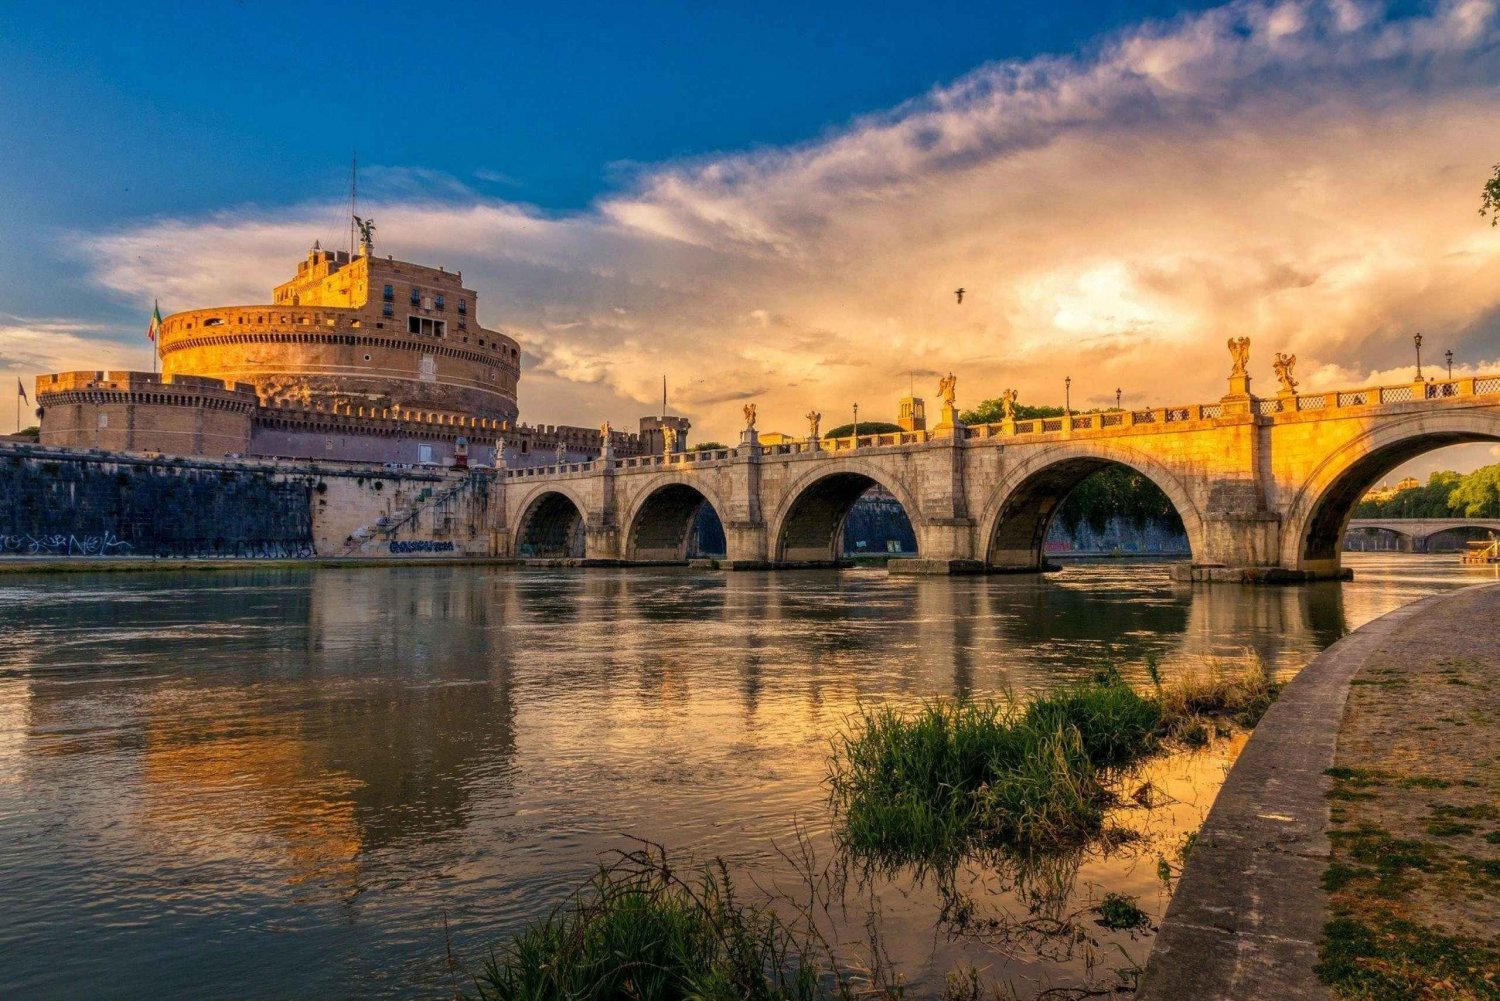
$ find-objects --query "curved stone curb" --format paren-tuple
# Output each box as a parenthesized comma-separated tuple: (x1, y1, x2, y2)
(1138, 582, 1500, 1000)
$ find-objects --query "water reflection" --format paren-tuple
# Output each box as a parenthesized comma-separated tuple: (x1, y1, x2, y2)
(0, 554, 1484, 1000)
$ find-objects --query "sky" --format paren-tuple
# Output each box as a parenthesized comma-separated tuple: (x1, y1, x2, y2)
(3, 0, 1500, 479)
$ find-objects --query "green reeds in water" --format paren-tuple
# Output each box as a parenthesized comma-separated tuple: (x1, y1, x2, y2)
(828, 658, 1280, 858)
(466, 845, 875, 1001)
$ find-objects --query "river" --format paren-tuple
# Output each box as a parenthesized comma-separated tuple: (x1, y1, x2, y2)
(0, 554, 1491, 999)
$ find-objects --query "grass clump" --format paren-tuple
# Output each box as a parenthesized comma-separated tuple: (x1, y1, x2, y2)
(1156, 656, 1281, 729)
(1094, 892, 1149, 931)
(829, 658, 1278, 858)
(1316, 916, 1500, 1000)
(466, 847, 863, 1001)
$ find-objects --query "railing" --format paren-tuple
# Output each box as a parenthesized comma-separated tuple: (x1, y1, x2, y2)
(501, 371, 1500, 478)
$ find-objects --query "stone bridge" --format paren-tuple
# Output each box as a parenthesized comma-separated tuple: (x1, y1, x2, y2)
(493, 371, 1500, 581)
(1346, 517, 1500, 552)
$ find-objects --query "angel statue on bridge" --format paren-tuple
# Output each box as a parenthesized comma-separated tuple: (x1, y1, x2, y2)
(1001, 388, 1019, 420)
(743, 402, 757, 430)
(1273, 353, 1299, 395)
(1227, 337, 1251, 377)
(806, 410, 821, 439)
(938, 372, 957, 406)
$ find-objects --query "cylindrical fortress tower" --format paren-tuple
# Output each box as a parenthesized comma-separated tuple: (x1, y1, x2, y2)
(158, 247, 521, 422)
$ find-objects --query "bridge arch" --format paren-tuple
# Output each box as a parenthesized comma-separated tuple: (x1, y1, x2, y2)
(978, 443, 1206, 570)
(769, 462, 922, 565)
(1282, 411, 1500, 575)
(622, 476, 730, 561)
(513, 486, 588, 559)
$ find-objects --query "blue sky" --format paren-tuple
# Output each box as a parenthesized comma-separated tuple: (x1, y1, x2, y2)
(3, 0, 1499, 482)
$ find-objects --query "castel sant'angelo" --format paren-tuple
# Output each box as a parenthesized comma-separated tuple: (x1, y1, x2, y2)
(34, 223, 688, 467)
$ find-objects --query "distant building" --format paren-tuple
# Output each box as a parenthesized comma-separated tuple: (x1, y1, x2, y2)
(1362, 475, 1421, 503)
(35, 236, 684, 467)
(757, 431, 796, 445)
(897, 395, 926, 432)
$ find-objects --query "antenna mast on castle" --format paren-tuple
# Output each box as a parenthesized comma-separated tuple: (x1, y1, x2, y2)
(662, 375, 667, 419)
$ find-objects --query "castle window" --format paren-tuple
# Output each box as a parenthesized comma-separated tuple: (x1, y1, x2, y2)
(363, 354, 372, 362)
(408, 316, 446, 338)
(410, 288, 421, 306)
(98, 413, 108, 429)
(383, 304, 394, 318)
(458, 299, 467, 314)
(458, 320, 467, 331)
(382, 284, 394, 301)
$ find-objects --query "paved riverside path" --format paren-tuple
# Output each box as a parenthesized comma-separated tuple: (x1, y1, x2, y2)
(1139, 581, 1500, 1000)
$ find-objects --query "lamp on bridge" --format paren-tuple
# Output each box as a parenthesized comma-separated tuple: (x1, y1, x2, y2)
(1115, 387, 1121, 410)
(1446, 349, 1454, 379)
(1414, 332, 1424, 380)
(1065, 376, 1072, 414)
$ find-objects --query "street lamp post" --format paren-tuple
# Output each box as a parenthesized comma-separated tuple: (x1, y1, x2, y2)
(1065, 376, 1072, 414)
(1446, 349, 1454, 379)
(852, 402, 859, 442)
(1115, 387, 1122, 410)
(1414, 332, 1423, 380)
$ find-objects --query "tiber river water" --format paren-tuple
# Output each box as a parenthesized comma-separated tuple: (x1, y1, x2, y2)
(0, 554, 1491, 1000)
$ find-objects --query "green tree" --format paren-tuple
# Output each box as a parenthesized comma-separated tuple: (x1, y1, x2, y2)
(1482, 163, 1500, 226)
(688, 441, 729, 451)
(960, 398, 1067, 425)
(1447, 464, 1500, 517)
(823, 421, 903, 439)
(1354, 470, 1463, 518)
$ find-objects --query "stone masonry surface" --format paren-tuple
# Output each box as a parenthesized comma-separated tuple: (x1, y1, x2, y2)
(1139, 581, 1500, 1000)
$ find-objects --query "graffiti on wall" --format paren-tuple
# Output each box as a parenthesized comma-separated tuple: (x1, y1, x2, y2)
(389, 539, 456, 554)
(0, 532, 133, 556)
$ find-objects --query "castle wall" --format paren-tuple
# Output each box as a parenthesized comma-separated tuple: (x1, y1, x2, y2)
(35, 371, 256, 457)
(0, 446, 313, 558)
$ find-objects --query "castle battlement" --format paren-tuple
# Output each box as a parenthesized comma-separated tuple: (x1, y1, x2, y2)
(35, 231, 684, 469)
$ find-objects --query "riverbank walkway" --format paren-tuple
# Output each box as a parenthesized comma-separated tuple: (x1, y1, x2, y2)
(1141, 582, 1500, 999)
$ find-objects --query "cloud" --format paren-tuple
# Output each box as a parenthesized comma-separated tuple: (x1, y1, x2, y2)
(70, 0, 1500, 443)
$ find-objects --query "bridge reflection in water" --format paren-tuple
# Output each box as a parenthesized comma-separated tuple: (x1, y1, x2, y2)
(0, 556, 1488, 1000)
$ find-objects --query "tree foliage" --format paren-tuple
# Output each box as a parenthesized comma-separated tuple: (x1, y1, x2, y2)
(1446, 465, 1500, 518)
(1353, 466, 1500, 519)
(823, 421, 904, 439)
(688, 441, 729, 452)
(1054, 466, 1184, 535)
(960, 399, 1067, 424)
(1482, 163, 1500, 226)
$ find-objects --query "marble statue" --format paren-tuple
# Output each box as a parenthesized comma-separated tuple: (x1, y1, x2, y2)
(938, 372, 957, 406)
(1273, 353, 1298, 395)
(1228, 337, 1251, 377)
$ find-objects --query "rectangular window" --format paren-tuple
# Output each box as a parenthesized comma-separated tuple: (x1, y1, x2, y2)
(418, 443, 435, 464)
(383, 304, 393, 318)
(97, 413, 108, 429)
(458, 298, 467, 314)
(407, 316, 446, 337)
(410, 288, 421, 306)
(435, 294, 445, 310)
(382, 284, 394, 301)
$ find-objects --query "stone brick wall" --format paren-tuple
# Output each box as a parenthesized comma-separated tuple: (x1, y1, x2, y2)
(0, 446, 312, 558)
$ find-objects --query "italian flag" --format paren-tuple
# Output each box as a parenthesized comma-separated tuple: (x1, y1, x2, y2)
(147, 300, 163, 342)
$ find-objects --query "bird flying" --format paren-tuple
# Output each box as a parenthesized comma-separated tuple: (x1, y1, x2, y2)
(954, 288, 965, 304)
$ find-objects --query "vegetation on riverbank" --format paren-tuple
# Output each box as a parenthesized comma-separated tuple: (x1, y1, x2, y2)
(827, 659, 1279, 858)
(1317, 638, 1500, 1000)
(465, 845, 897, 1001)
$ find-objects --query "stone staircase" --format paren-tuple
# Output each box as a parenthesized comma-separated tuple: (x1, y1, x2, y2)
(342, 473, 490, 556)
